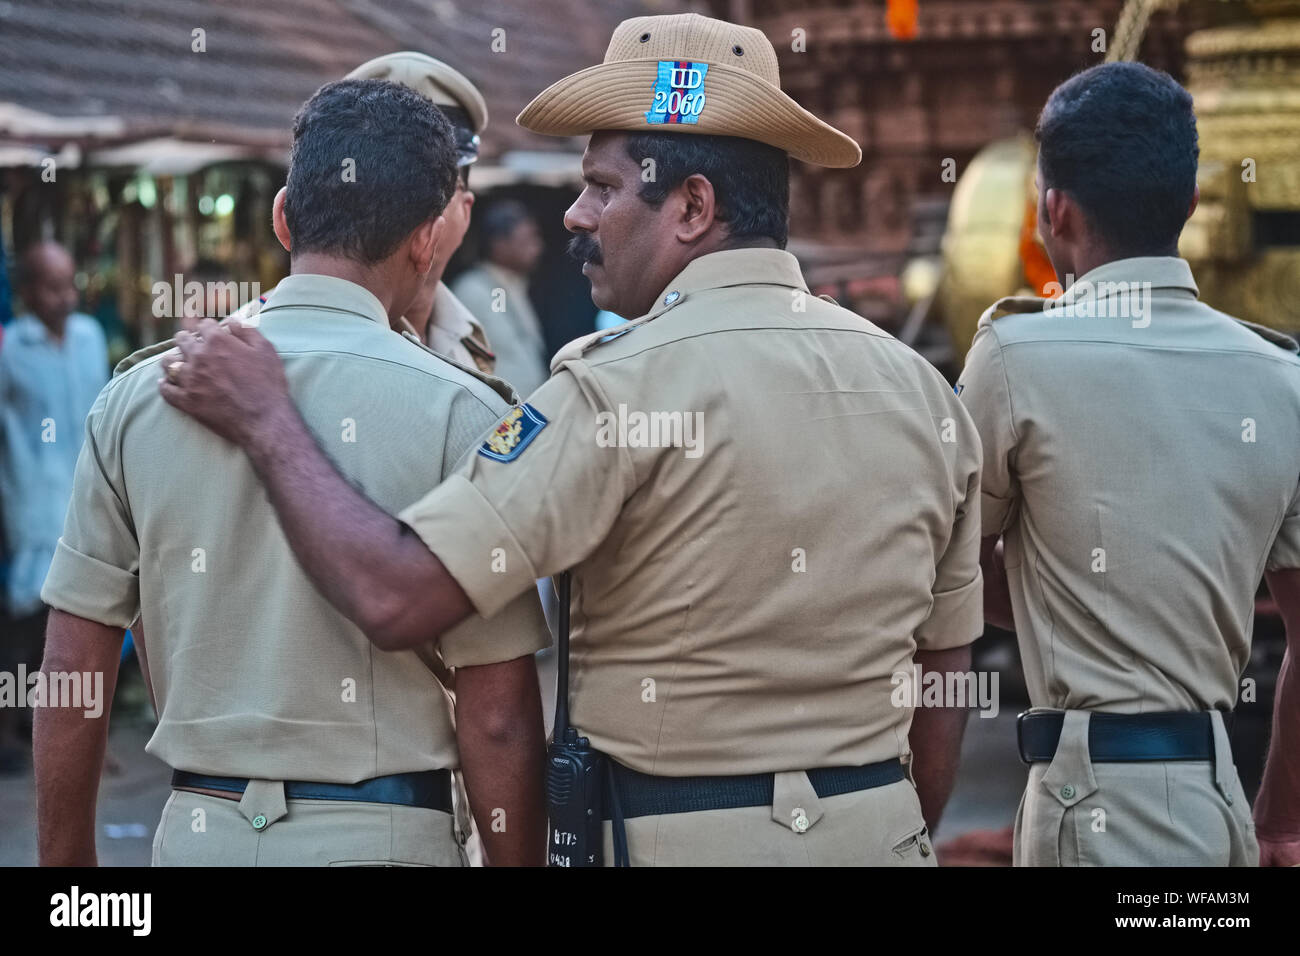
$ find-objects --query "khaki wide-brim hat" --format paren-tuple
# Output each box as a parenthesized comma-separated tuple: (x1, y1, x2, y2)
(347, 51, 488, 134)
(517, 12, 861, 168)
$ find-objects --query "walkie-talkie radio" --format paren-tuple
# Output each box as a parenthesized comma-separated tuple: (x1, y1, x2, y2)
(545, 572, 605, 867)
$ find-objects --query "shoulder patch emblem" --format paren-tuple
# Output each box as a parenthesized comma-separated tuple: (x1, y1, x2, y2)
(478, 403, 548, 462)
(646, 61, 708, 125)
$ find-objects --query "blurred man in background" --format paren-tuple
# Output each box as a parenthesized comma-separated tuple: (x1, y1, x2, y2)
(0, 241, 107, 773)
(453, 200, 548, 396)
(177, 258, 235, 335)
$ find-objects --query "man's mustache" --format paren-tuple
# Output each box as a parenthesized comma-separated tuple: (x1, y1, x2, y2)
(567, 235, 603, 266)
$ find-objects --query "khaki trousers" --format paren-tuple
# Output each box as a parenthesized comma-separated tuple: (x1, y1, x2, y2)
(1013, 709, 1258, 866)
(152, 781, 464, 867)
(599, 774, 935, 866)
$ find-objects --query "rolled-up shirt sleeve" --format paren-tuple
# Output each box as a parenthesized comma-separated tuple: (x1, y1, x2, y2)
(41, 388, 140, 627)
(437, 587, 552, 668)
(915, 415, 984, 651)
(399, 362, 634, 621)
(957, 322, 1021, 537)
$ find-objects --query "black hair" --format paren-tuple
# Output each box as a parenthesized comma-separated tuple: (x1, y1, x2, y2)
(480, 200, 534, 251)
(284, 78, 458, 264)
(1035, 62, 1198, 258)
(623, 132, 790, 248)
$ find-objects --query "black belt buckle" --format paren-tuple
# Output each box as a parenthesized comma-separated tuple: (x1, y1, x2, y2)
(1016, 709, 1052, 765)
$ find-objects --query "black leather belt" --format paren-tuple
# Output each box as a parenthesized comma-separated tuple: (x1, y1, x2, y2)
(602, 758, 906, 820)
(1017, 710, 1218, 764)
(172, 769, 454, 812)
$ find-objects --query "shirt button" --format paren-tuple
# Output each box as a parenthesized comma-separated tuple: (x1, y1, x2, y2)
(251, 814, 268, 831)
(663, 291, 680, 305)
(1060, 785, 1076, 800)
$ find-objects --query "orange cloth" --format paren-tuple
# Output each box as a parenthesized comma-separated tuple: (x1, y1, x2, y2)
(1019, 196, 1059, 296)
(887, 0, 918, 41)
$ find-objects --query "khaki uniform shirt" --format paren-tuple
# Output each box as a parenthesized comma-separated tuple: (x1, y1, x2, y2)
(230, 280, 496, 374)
(400, 248, 984, 777)
(42, 274, 550, 782)
(956, 256, 1300, 713)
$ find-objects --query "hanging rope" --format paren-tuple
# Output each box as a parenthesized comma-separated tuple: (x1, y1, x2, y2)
(1108, 0, 1187, 62)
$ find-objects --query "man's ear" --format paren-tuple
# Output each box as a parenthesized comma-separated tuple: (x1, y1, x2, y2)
(1043, 187, 1073, 241)
(676, 173, 717, 244)
(272, 187, 292, 252)
(1187, 183, 1200, 222)
(410, 216, 447, 276)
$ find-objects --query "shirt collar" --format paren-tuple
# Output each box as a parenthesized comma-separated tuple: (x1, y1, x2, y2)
(258, 274, 389, 325)
(430, 281, 480, 340)
(1060, 256, 1199, 310)
(647, 248, 808, 319)
(11, 314, 65, 345)
(483, 262, 527, 291)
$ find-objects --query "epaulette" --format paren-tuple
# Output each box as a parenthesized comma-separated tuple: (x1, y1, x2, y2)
(1234, 319, 1300, 355)
(113, 337, 178, 377)
(549, 290, 691, 372)
(397, 329, 517, 404)
(978, 294, 1051, 327)
(461, 333, 496, 374)
(112, 304, 265, 377)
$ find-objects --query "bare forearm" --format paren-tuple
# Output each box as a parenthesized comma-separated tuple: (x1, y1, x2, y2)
(908, 646, 972, 835)
(1256, 647, 1300, 839)
(455, 660, 547, 866)
(980, 535, 1015, 631)
(245, 402, 472, 649)
(35, 611, 122, 866)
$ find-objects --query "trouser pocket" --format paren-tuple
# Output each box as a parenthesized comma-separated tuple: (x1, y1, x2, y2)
(151, 792, 176, 867)
(1016, 710, 1099, 867)
(890, 824, 935, 865)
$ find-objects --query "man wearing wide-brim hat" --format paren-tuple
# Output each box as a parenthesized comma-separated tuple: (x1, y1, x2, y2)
(159, 13, 985, 866)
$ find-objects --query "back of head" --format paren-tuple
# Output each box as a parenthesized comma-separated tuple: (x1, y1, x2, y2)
(1036, 62, 1198, 258)
(285, 78, 459, 265)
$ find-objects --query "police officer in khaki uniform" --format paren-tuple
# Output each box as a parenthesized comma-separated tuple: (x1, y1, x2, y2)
(34, 79, 550, 866)
(225, 52, 544, 865)
(230, 52, 497, 376)
(159, 13, 984, 866)
(956, 62, 1300, 866)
